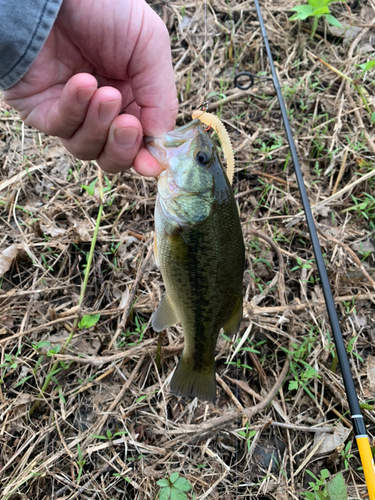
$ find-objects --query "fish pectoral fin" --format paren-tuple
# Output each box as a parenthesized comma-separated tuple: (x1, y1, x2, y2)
(222, 296, 243, 336)
(236, 199, 241, 215)
(152, 293, 180, 332)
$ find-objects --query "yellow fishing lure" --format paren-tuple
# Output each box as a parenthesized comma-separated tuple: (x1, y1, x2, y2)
(191, 110, 235, 186)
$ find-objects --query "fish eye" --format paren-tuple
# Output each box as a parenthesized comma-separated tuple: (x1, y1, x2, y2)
(195, 150, 210, 167)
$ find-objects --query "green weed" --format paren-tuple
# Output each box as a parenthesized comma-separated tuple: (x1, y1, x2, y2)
(282, 328, 320, 399)
(76, 443, 86, 484)
(117, 315, 147, 348)
(81, 178, 98, 196)
(340, 441, 354, 470)
(91, 429, 128, 441)
(291, 257, 315, 272)
(238, 423, 257, 452)
(290, 0, 344, 39)
(78, 314, 101, 329)
(346, 336, 363, 363)
(157, 472, 193, 500)
(302, 469, 348, 500)
(342, 193, 375, 222)
(0, 345, 22, 383)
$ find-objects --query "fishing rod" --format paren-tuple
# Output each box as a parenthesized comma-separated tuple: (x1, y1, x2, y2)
(233, 1, 375, 498)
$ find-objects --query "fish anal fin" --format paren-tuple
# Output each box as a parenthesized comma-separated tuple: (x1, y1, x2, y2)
(222, 296, 243, 336)
(152, 293, 179, 332)
(170, 355, 216, 403)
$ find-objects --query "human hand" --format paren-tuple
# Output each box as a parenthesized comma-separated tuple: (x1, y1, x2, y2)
(3, 0, 178, 176)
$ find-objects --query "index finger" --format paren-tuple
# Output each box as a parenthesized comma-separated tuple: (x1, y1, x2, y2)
(129, 6, 178, 137)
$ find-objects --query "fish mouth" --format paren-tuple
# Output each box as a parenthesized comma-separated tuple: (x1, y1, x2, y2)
(145, 119, 200, 146)
(145, 119, 201, 170)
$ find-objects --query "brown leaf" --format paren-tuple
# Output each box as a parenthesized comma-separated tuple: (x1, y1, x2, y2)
(0, 315, 14, 328)
(40, 223, 66, 237)
(0, 244, 18, 277)
(364, 356, 375, 391)
(314, 422, 351, 455)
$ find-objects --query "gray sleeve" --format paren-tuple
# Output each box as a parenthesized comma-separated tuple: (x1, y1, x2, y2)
(0, 0, 63, 90)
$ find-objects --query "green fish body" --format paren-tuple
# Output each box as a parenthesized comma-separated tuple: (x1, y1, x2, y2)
(146, 120, 245, 402)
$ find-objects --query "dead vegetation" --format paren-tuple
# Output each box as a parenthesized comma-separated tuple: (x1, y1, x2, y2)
(1, 0, 375, 498)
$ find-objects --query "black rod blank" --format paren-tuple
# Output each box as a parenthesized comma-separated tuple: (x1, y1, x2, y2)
(250, 0, 365, 424)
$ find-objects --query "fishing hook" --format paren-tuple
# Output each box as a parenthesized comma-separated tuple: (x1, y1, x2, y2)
(198, 100, 209, 112)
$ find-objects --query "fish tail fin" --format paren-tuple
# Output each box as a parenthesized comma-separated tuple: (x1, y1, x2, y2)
(170, 355, 216, 403)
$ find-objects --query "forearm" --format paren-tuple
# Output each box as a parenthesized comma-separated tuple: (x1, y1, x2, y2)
(0, 0, 63, 89)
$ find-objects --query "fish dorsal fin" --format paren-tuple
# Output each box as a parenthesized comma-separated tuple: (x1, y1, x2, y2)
(152, 293, 180, 332)
(222, 296, 243, 336)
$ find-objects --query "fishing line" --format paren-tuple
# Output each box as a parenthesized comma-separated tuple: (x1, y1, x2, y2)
(204, 0, 207, 95)
(233, 1, 375, 498)
(233, 16, 240, 500)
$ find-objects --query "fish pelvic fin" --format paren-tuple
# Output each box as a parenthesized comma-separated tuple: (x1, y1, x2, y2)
(170, 355, 216, 403)
(152, 293, 179, 332)
(223, 296, 243, 336)
(153, 233, 159, 267)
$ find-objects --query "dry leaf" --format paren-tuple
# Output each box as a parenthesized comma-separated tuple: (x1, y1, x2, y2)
(40, 224, 66, 237)
(75, 221, 92, 241)
(328, 24, 362, 43)
(364, 356, 375, 391)
(73, 338, 101, 356)
(351, 239, 375, 254)
(314, 422, 351, 455)
(350, 313, 367, 330)
(119, 286, 130, 309)
(0, 315, 14, 328)
(0, 244, 18, 277)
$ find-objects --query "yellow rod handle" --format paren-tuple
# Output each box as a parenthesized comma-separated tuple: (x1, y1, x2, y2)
(357, 436, 375, 500)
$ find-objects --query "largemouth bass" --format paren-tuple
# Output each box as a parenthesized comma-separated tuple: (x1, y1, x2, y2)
(146, 119, 245, 402)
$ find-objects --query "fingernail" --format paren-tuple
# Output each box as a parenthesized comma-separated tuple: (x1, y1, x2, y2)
(114, 127, 139, 149)
(76, 86, 95, 105)
(99, 100, 120, 123)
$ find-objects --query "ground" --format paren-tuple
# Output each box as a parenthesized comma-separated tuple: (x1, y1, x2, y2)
(0, 0, 375, 499)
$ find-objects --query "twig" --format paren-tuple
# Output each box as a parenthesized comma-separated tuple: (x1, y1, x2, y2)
(252, 170, 298, 189)
(107, 243, 153, 350)
(286, 167, 375, 221)
(332, 148, 348, 196)
(52, 340, 182, 365)
(177, 351, 290, 435)
(246, 292, 375, 316)
(249, 227, 286, 307)
(270, 421, 334, 433)
(29, 167, 105, 416)
(224, 375, 263, 402)
(0, 164, 45, 192)
(216, 373, 244, 412)
(316, 224, 375, 289)
(83, 354, 146, 446)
